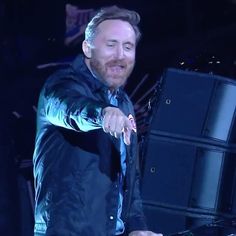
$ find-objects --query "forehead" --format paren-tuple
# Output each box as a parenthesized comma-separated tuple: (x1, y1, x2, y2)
(95, 19, 136, 43)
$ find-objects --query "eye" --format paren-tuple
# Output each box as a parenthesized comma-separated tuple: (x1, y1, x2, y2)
(124, 43, 133, 51)
(107, 42, 115, 47)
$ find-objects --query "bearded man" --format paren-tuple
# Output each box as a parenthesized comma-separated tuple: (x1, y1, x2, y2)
(33, 5, 162, 236)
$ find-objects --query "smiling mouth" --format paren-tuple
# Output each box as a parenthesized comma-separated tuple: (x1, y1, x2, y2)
(109, 65, 125, 72)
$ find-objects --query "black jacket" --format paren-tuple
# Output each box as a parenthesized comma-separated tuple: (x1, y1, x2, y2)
(33, 54, 147, 236)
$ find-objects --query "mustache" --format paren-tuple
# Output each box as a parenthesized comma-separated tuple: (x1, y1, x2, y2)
(106, 60, 127, 68)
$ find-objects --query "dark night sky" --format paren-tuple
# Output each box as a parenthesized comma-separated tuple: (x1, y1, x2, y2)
(1, 0, 236, 78)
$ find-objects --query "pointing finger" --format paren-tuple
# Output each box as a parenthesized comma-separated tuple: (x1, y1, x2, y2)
(123, 127, 131, 145)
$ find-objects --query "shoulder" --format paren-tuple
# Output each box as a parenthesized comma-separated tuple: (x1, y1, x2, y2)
(43, 63, 90, 90)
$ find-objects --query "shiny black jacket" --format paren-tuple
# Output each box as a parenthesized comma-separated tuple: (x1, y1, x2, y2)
(33, 55, 147, 236)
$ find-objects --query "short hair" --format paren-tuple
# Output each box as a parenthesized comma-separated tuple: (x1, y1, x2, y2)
(85, 5, 141, 46)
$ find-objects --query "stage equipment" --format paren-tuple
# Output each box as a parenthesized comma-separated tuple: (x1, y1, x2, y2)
(140, 68, 236, 235)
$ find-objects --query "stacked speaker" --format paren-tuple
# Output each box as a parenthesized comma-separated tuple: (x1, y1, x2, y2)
(140, 68, 236, 235)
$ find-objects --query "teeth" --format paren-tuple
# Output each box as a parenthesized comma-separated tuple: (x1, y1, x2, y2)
(109, 66, 123, 73)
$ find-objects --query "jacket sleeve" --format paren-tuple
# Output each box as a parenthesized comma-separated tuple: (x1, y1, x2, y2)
(39, 71, 108, 132)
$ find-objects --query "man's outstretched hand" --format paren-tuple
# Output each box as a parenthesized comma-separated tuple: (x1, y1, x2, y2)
(102, 107, 135, 145)
(129, 231, 163, 236)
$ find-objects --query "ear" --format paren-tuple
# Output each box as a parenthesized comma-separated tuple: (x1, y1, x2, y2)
(82, 40, 92, 58)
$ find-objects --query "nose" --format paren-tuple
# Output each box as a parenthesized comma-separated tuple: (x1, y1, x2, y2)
(115, 45, 125, 59)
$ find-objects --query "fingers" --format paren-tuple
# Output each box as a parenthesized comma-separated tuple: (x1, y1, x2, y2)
(110, 115, 124, 138)
(102, 107, 135, 144)
(128, 230, 163, 236)
(122, 118, 134, 145)
(102, 107, 124, 136)
(123, 127, 131, 145)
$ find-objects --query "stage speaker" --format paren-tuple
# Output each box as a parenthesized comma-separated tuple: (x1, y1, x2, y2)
(147, 68, 236, 143)
(141, 138, 197, 234)
(140, 68, 236, 235)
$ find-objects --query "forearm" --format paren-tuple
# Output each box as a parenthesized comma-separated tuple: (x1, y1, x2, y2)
(43, 91, 106, 132)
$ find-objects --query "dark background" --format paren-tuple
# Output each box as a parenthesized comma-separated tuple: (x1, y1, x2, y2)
(0, 0, 236, 235)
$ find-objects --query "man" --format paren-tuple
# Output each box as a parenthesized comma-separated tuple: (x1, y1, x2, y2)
(33, 5, 162, 236)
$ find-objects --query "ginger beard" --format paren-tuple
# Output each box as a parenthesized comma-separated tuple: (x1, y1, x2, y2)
(89, 51, 135, 90)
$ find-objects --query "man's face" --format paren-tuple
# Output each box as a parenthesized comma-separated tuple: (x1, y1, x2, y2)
(87, 19, 136, 90)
